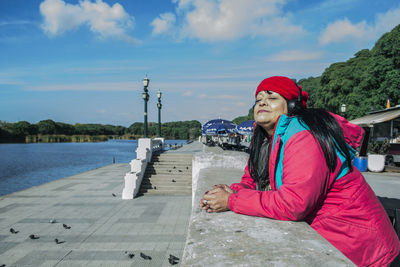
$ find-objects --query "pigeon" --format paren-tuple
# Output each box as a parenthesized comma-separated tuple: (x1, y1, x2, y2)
(168, 170, 171, 172)
(173, 166, 176, 169)
(140, 252, 152, 260)
(128, 253, 135, 259)
(169, 254, 179, 261)
(178, 170, 182, 172)
(168, 258, 178, 265)
(169, 254, 179, 264)
(186, 166, 189, 169)
(54, 238, 65, 244)
(49, 219, 57, 224)
(153, 186, 157, 190)
(172, 179, 176, 183)
(29, 234, 39, 239)
(112, 193, 116, 197)
(10, 228, 19, 234)
(63, 224, 71, 229)
(0, 264, 6, 267)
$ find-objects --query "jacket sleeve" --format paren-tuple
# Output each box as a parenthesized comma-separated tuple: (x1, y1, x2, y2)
(228, 131, 331, 221)
(230, 164, 256, 192)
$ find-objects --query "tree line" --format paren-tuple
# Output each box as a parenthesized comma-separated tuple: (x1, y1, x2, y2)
(128, 120, 201, 140)
(0, 119, 201, 143)
(233, 23, 400, 123)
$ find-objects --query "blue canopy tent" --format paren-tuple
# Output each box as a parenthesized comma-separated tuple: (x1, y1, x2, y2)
(202, 119, 237, 135)
(236, 120, 255, 135)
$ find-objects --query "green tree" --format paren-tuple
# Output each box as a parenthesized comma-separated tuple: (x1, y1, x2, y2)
(55, 122, 75, 135)
(13, 121, 38, 136)
(37, 120, 57, 134)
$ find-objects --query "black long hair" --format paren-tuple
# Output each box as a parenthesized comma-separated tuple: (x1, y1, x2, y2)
(248, 124, 269, 187)
(248, 107, 353, 185)
(296, 108, 353, 173)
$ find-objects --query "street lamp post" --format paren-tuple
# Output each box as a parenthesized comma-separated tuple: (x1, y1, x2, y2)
(341, 103, 347, 118)
(142, 76, 150, 138)
(157, 89, 162, 137)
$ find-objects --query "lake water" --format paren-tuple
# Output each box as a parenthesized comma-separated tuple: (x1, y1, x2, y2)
(0, 139, 186, 196)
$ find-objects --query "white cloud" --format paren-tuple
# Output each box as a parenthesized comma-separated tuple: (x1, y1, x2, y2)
(151, 12, 176, 35)
(319, 5, 400, 45)
(269, 50, 323, 62)
(182, 91, 193, 96)
(374, 6, 400, 35)
(39, 0, 138, 43)
(319, 18, 368, 45)
(152, 0, 303, 41)
(235, 102, 248, 107)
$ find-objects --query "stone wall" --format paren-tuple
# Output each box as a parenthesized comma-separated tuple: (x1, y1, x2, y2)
(182, 151, 354, 266)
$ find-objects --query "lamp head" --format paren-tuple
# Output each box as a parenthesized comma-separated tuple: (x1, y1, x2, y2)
(143, 76, 150, 87)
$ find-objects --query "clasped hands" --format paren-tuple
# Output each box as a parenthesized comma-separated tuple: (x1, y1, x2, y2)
(199, 184, 236, 213)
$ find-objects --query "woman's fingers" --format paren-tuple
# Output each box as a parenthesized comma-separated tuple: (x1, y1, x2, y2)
(200, 187, 232, 212)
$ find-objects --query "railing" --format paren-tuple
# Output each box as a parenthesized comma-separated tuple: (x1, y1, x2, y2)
(121, 138, 165, 199)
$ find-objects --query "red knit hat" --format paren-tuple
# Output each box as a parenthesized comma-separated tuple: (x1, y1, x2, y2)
(255, 76, 308, 108)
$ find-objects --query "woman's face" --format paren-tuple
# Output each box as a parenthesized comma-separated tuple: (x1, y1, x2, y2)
(254, 90, 288, 135)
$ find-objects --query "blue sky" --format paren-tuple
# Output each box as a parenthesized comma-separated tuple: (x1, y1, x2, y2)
(1, 0, 400, 126)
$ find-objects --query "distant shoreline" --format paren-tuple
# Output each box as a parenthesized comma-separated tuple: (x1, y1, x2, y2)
(0, 134, 141, 144)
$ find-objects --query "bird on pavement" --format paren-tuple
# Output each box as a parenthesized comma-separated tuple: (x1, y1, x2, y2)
(168, 258, 178, 265)
(29, 234, 39, 239)
(168, 254, 179, 265)
(54, 238, 65, 244)
(169, 254, 179, 261)
(10, 228, 19, 234)
(140, 252, 152, 260)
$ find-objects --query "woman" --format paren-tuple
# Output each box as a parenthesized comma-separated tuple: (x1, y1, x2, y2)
(200, 76, 400, 266)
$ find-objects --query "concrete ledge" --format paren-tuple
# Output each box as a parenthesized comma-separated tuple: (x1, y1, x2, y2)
(191, 151, 248, 206)
(122, 138, 164, 199)
(182, 151, 354, 266)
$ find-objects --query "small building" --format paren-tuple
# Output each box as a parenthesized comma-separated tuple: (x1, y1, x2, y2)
(350, 105, 400, 166)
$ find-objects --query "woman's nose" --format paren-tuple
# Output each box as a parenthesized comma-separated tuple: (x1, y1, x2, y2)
(259, 98, 267, 106)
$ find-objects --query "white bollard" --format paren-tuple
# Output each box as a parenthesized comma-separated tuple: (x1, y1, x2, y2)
(122, 172, 137, 199)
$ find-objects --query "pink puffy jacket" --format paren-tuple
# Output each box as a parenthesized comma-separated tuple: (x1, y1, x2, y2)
(228, 114, 400, 266)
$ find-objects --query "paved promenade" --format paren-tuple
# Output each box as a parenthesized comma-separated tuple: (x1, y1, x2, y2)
(0, 163, 193, 266)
